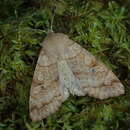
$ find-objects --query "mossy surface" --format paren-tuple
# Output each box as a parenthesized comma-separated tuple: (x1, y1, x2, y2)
(0, 0, 130, 130)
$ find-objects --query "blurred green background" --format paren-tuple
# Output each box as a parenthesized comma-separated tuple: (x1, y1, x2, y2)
(0, 0, 130, 129)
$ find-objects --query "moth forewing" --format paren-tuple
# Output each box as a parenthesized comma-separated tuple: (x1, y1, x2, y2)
(29, 32, 125, 122)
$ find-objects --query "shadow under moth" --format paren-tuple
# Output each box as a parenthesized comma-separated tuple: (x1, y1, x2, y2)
(29, 32, 125, 122)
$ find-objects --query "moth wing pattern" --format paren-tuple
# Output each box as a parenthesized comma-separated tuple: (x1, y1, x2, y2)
(65, 41, 125, 99)
(29, 48, 69, 122)
(29, 32, 125, 122)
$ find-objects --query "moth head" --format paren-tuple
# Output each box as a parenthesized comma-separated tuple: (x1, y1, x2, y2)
(41, 32, 69, 47)
(46, 32, 68, 40)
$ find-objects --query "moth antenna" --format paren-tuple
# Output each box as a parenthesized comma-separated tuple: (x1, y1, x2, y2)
(50, 5, 56, 32)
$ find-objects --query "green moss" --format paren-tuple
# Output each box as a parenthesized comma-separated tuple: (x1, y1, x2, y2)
(0, 0, 130, 129)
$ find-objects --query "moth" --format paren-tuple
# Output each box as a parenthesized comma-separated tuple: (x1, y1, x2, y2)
(29, 32, 125, 122)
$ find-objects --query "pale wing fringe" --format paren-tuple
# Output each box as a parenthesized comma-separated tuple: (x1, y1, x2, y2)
(58, 60, 85, 96)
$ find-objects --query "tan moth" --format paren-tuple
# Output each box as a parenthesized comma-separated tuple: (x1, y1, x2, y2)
(29, 32, 125, 122)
